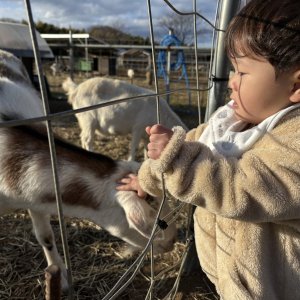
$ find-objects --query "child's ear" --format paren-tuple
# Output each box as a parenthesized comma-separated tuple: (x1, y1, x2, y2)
(290, 70, 300, 103)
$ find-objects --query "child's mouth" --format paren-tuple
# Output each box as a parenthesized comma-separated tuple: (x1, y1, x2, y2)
(228, 100, 238, 109)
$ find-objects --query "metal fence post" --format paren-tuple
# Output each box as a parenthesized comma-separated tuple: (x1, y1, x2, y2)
(205, 0, 240, 121)
(69, 29, 74, 80)
(181, 0, 241, 278)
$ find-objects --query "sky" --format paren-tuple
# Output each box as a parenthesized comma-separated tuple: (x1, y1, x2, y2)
(0, 0, 220, 46)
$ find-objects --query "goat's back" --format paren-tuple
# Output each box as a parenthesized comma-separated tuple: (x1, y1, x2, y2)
(66, 77, 187, 134)
(69, 77, 152, 105)
(0, 122, 139, 211)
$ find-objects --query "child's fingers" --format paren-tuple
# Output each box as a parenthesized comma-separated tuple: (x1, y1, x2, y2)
(128, 174, 137, 179)
(147, 148, 161, 160)
(117, 178, 130, 185)
(137, 189, 147, 198)
(145, 126, 151, 135)
(149, 124, 166, 134)
(116, 173, 136, 189)
(116, 183, 130, 191)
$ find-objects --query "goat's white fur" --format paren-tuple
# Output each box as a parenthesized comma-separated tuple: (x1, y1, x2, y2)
(0, 50, 176, 290)
(127, 68, 135, 79)
(62, 76, 188, 160)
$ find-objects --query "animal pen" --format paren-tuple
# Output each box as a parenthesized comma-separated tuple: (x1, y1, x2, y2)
(0, 0, 246, 299)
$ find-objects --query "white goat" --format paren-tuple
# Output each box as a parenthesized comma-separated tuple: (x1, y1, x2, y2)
(0, 50, 176, 290)
(127, 68, 135, 84)
(62, 77, 188, 160)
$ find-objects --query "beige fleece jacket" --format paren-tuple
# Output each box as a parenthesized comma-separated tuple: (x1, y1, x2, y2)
(138, 108, 300, 300)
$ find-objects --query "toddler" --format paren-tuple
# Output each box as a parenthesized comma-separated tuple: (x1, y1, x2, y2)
(117, 0, 300, 298)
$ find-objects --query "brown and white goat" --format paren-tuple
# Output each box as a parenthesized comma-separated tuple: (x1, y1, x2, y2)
(0, 50, 176, 290)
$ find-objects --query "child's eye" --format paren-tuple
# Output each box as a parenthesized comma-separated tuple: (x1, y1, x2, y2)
(238, 72, 246, 76)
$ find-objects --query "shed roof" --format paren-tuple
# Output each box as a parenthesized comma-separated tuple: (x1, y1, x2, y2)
(120, 48, 151, 58)
(0, 22, 53, 58)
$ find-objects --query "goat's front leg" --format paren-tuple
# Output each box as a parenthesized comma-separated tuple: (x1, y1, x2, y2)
(129, 127, 144, 161)
(28, 209, 69, 291)
(78, 114, 96, 151)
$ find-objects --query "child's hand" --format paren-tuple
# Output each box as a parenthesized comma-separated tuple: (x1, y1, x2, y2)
(116, 173, 147, 199)
(146, 124, 173, 160)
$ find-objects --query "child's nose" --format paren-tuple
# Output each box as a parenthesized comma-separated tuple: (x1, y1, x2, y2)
(228, 73, 239, 92)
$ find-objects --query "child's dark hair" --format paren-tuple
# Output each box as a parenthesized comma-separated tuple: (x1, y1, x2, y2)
(225, 0, 300, 76)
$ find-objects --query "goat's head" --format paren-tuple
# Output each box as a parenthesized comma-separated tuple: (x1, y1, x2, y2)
(62, 77, 78, 105)
(115, 190, 177, 255)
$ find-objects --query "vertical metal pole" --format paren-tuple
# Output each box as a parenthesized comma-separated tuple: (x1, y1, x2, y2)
(69, 30, 74, 80)
(193, 0, 202, 124)
(179, 0, 204, 279)
(146, 2, 159, 298)
(147, 0, 161, 124)
(24, 1, 74, 298)
(166, 29, 173, 104)
(205, 0, 240, 121)
(85, 37, 89, 77)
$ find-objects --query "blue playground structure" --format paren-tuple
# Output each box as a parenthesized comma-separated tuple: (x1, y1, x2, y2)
(157, 33, 191, 104)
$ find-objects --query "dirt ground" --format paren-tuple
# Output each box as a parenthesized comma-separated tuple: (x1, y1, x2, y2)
(0, 72, 219, 299)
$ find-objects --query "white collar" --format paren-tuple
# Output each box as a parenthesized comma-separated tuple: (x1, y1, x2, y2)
(199, 100, 300, 157)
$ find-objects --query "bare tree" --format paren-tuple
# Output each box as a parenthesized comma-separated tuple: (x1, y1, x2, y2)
(158, 12, 212, 45)
(159, 14, 191, 44)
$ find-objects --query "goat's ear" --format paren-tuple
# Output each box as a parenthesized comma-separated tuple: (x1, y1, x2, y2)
(125, 203, 156, 239)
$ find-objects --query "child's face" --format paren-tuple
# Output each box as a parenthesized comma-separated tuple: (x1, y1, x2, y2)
(228, 56, 294, 124)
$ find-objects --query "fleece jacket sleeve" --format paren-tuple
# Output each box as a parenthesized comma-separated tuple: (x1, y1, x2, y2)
(138, 118, 300, 222)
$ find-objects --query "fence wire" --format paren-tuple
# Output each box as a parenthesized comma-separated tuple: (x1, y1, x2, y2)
(17, 0, 226, 299)
(24, 1, 74, 299)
